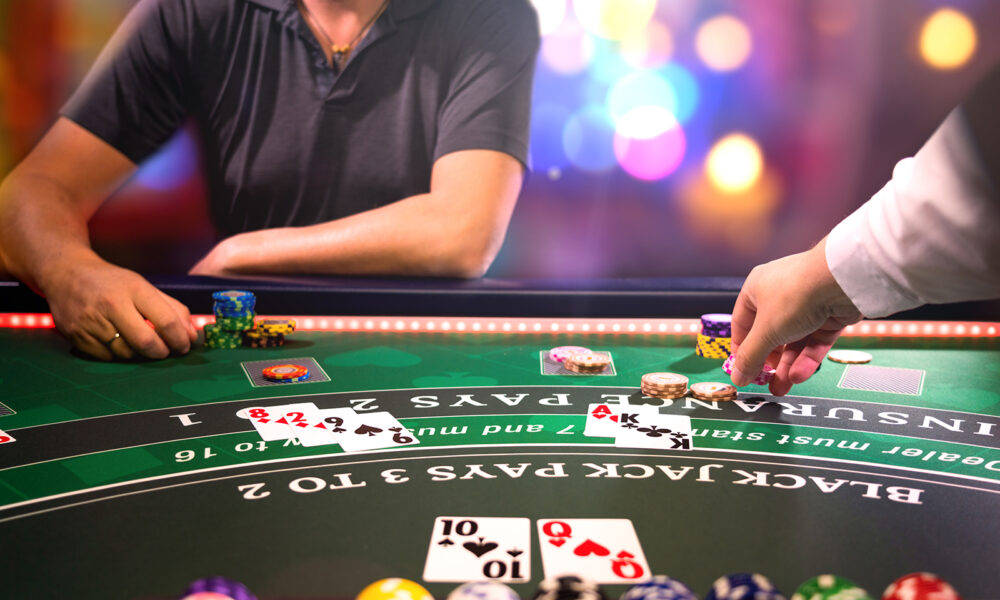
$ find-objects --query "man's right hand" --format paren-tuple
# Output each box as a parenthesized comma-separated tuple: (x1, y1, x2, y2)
(41, 256, 197, 361)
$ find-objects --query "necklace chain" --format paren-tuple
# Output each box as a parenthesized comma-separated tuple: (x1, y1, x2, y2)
(297, 0, 390, 69)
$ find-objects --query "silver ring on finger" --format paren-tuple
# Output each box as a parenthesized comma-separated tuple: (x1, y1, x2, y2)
(104, 332, 121, 346)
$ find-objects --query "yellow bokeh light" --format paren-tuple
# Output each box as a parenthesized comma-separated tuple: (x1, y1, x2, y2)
(706, 133, 764, 194)
(572, 0, 657, 41)
(695, 14, 752, 72)
(920, 8, 976, 70)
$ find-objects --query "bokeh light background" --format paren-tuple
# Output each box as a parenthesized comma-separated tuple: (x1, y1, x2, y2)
(1, 0, 999, 278)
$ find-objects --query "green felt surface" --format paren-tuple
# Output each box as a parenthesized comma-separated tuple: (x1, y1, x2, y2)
(1, 329, 998, 430)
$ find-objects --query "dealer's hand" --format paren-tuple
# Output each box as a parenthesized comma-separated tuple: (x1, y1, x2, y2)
(730, 238, 863, 396)
(42, 256, 197, 361)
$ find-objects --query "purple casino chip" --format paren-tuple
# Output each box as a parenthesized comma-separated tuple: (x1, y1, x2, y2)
(181, 577, 256, 600)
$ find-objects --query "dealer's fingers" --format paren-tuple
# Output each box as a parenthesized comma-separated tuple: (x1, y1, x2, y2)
(731, 322, 780, 387)
(730, 284, 757, 354)
(771, 342, 806, 396)
(135, 288, 192, 355)
(69, 329, 115, 362)
(789, 329, 843, 383)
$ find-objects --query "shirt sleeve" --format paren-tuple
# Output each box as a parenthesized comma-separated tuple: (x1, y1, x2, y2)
(825, 107, 1000, 318)
(433, 0, 540, 169)
(60, 0, 191, 164)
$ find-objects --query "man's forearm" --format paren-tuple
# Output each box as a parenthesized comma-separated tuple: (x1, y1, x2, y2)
(0, 173, 103, 292)
(215, 191, 502, 278)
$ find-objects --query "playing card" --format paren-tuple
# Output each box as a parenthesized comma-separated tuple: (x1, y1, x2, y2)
(584, 403, 624, 438)
(0, 429, 14, 444)
(424, 516, 531, 582)
(239, 405, 292, 441)
(615, 410, 692, 451)
(288, 406, 354, 447)
(537, 518, 650, 583)
(338, 411, 420, 453)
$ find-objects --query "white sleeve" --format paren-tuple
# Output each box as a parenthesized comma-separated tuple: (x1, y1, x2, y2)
(825, 108, 1000, 318)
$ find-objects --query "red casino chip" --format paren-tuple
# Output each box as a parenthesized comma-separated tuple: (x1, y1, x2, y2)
(882, 573, 961, 600)
(262, 364, 309, 381)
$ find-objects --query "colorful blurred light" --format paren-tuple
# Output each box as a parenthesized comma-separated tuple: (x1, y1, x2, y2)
(530, 0, 567, 36)
(606, 71, 676, 125)
(660, 63, 699, 124)
(620, 20, 673, 69)
(695, 14, 752, 72)
(678, 169, 782, 252)
(531, 102, 573, 170)
(563, 105, 618, 172)
(614, 109, 686, 181)
(705, 133, 764, 193)
(919, 8, 976, 70)
(541, 18, 595, 74)
(572, 0, 657, 41)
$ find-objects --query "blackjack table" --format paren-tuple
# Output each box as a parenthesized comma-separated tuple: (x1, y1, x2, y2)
(1, 277, 998, 600)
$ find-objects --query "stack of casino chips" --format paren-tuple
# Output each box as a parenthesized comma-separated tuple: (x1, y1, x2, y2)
(204, 290, 256, 349)
(696, 313, 733, 359)
(706, 572, 785, 600)
(243, 318, 296, 348)
(690, 381, 738, 402)
(640, 372, 689, 400)
(563, 350, 613, 374)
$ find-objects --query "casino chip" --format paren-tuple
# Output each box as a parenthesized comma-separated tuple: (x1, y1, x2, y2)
(881, 573, 960, 600)
(640, 372, 689, 400)
(180, 576, 256, 600)
(621, 575, 697, 600)
(357, 579, 433, 600)
(447, 581, 521, 600)
(827, 349, 873, 364)
(690, 381, 738, 402)
(549, 346, 592, 363)
(722, 355, 776, 386)
(706, 573, 784, 600)
(563, 350, 612, 374)
(791, 574, 872, 600)
(533, 575, 607, 600)
(262, 364, 310, 383)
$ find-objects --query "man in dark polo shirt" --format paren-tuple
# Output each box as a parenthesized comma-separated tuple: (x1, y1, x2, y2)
(0, 0, 539, 361)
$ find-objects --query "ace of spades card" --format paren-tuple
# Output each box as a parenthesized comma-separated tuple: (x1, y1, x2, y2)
(337, 411, 420, 453)
(537, 518, 651, 584)
(423, 517, 531, 583)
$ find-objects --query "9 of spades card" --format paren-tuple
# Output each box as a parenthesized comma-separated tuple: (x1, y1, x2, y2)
(337, 411, 420, 453)
(423, 517, 531, 583)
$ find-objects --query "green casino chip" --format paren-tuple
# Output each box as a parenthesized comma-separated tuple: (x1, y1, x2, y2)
(791, 575, 873, 600)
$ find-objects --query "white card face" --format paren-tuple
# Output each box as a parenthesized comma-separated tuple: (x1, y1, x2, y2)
(288, 405, 349, 447)
(244, 405, 296, 441)
(0, 429, 14, 444)
(306, 407, 359, 447)
(537, 518, 651, 584)
(615, 411, 693, 451)
(584, 403, 624, 438)
(338, 411, 420, 453)
(423, 516, 531, 583)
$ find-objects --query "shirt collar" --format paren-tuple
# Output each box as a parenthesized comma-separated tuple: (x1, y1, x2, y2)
(243, 0, 437, 20)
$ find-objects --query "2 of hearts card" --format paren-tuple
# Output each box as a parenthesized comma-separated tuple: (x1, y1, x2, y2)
(423, 517, 531, 583)
(537, 518, 651, 583)
(237, 403, 418, 452)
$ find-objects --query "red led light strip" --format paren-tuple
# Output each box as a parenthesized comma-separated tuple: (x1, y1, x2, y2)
(0, 313, 996, 338)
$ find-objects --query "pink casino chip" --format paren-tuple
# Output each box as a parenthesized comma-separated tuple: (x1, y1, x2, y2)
(548, 346, 592, 363)
(723, 354, 776, 386)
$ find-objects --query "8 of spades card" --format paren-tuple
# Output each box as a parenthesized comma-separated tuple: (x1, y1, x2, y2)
(423, 516, 531, 583)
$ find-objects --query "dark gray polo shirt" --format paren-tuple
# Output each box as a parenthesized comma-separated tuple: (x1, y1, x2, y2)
(62, 0, 539, 235)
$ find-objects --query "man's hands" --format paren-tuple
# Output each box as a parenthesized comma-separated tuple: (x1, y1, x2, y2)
(730, 238, 863, 396)
(41, 256, 197, 361)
